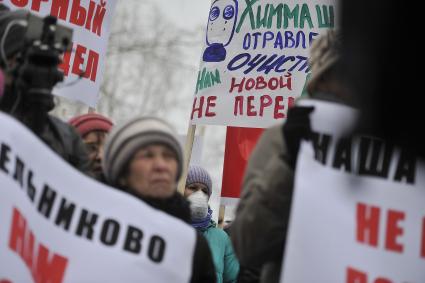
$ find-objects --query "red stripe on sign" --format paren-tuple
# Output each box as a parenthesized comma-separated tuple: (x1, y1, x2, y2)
(221, 127, 263, 199)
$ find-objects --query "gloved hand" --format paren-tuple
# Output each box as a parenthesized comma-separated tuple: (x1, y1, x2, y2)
(281, 106, 315, 169)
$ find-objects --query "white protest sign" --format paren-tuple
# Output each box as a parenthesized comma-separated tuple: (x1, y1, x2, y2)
(281, 100, 425, 283)
(2, 0, 117, 107)
(0, 113, 196, 283)
(190, 0, 337, 128)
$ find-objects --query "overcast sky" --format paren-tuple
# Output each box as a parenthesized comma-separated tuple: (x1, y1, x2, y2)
(155, 0, 211, 29)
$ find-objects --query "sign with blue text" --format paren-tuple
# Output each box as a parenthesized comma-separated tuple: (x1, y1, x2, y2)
(191, 0, 337, 128)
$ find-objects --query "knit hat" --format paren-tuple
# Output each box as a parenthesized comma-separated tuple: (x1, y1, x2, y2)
(186, 165, 212, 197)
(0, 5, 28, 66)
(307, 29, 342, 93)
(102, 117, 183, 186)
(69, 113, 113, 137)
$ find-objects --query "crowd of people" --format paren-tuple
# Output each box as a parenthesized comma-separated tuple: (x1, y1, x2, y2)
(0, 2, 421, 283)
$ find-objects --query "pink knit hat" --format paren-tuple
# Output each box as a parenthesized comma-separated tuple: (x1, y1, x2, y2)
(69, 113, 113, 137)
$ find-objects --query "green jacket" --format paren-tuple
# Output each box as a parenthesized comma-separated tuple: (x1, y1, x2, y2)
(199, 221, 239, 283)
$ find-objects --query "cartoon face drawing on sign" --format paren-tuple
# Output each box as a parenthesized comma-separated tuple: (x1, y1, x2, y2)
(203, 0, 238, 62)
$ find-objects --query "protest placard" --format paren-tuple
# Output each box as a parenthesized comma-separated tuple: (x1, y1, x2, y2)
(281, 100, 425, 283)
(0, 112, 196, 283)
(2, 0, 117, 107)
(191, 0, 337, 128)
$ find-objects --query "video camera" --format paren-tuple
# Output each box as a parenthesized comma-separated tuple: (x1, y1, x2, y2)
(2, 11, 72, 115)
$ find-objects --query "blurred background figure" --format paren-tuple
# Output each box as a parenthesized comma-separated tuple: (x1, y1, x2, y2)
(230, 29, 346, 283)
(102, 117, 215, 283)
(306, 30, 351, 106)
(69, 113, 113, 181)
(185, 165, 239, 283)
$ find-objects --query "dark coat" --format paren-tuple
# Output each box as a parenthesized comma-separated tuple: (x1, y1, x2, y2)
(42, 115, 91, 173)
(1, 89, 90, 174)
(131, 192, 217, 283)
(231, 94, 347, 282)
(230, 125, 293, 283)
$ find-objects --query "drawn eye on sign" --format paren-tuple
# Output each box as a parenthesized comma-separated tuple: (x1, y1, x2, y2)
(203, 0, 238, 63)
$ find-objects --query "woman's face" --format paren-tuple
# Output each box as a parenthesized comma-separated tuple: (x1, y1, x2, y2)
(83, 131, 107, 178)
(184, 182, 209, 199)
(122, 144, 178, 199)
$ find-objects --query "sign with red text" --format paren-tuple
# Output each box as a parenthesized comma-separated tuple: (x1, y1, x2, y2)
(191, 0, 337, 128)
(281, 100, 425, 283)
(2, 0, 117, 107)
(0, 113, 196, 282)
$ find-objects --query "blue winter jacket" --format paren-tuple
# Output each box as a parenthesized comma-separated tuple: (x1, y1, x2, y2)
(198, 221, 239, 283)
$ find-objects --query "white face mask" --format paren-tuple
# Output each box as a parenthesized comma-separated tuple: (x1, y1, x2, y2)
(187, 190, 209, 220)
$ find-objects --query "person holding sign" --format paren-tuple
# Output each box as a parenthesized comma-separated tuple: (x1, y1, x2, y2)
(102, 117, 216, 283)
(0, 5, 90, 173)
(69, 113, 114, 181)
(185, 165, 240, 283)
(230, 30, 349, 283)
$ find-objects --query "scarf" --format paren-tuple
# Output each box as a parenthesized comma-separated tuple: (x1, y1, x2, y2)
(191, 208, 213, 230)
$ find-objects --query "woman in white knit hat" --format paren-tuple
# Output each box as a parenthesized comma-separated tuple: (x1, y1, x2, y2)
(102, 117, 216, 283)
